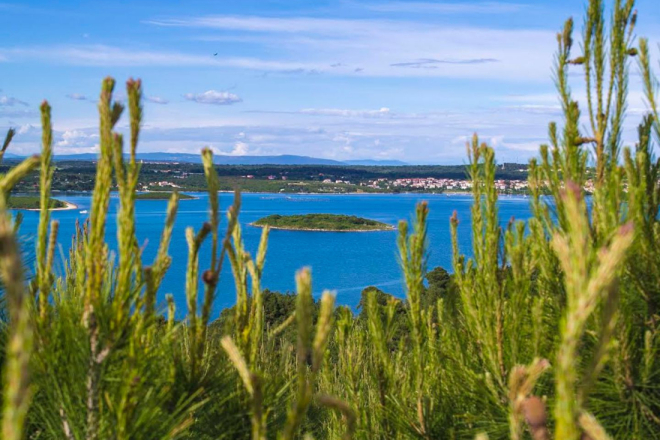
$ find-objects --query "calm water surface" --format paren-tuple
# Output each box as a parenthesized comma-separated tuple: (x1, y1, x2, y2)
(17, 193, 533, 316)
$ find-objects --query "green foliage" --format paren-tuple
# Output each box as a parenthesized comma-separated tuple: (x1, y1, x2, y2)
(0, 1, 658, 439)
(135, 192, 195, 200)
(253, 214, 394, 231)
(5, 196, 66, 210)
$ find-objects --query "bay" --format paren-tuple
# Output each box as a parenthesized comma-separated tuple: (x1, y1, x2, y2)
(16, 192, 533, 317)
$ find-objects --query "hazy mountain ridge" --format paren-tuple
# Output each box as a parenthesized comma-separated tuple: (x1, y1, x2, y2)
(4, 152, 408, 166)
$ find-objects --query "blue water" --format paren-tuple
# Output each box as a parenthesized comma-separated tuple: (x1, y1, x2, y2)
(16, 193, 533, 317)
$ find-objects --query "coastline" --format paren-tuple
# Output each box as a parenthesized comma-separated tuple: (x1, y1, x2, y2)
(249, 222, 396, 232)
(49, 189, 530, 197)
(22, 201, 79, 212)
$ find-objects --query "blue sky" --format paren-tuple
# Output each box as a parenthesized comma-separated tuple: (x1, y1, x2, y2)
(1, 0, 659, 164)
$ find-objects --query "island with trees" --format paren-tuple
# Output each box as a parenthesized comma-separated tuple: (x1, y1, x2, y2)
(135, 192, 196, 200)
(252, 213, 395, 232)
(7, 195, 72, 210)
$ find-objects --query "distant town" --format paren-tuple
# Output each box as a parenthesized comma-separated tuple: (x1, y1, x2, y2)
(2, 158, 598, 195)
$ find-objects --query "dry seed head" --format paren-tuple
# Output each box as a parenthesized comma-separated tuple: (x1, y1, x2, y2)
(126, 77, 141, 89)
(450, 210, 459, 227)
(522, 396, 547, 429)
(202, 269, 217, 286)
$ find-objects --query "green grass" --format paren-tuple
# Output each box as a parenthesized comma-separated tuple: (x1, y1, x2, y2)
(135, 192, 195, 200)
(253, 213, 395, 231)
(7, 195, 67, 210)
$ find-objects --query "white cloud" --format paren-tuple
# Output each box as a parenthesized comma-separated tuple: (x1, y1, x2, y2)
(249, 107, 433, 120)
(0, 45, 321, 72)
(364, 1, 529, 14)
(66, 93, 87, 101)
(145, 96, 169, 104)
(391, 58, 498, 68)
(184, 90, 242, 105)
(17, 124, 37, 135)
(0, 15, 555, 80)
(230, 141, 249, 155)
(0, 96, 28, 106)
(145, 15, 360, 34)
(142, 15, 555, 80)
(54, 129, 99, 152)
(7, 100, 645, 163)
(299, 107, 391, 117)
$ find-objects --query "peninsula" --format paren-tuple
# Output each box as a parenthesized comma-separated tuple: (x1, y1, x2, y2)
(252, 214, 395, 232)
(8, 196, 76, 211)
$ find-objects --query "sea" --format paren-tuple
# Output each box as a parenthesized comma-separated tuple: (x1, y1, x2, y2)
(16, 193, 534, 317)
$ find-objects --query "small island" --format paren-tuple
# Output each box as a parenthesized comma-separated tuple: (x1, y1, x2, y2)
(7, 196, 75, 211)
(252, 214, 395, 232)
(136, 192, 196, 200)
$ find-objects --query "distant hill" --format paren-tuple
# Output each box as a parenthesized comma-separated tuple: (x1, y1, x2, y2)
(37, 152, 408, 166)
(343, 159, 408, 166)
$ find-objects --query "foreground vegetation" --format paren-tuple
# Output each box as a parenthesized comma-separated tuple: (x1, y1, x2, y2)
(6, 195, 67, 210)
(0, 1, 658, 439)
(252, 214, 395, 232)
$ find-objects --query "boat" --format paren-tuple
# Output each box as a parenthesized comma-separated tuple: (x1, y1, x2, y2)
(79, 210, 88, 214)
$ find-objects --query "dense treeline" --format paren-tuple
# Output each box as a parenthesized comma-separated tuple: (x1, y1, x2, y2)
(5, 195, 67, 210)
(0, 1, 659, 439)
(253, 214, 394, 231)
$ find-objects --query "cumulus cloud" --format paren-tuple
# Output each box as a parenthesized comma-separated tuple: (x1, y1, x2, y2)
(184, 90, 242, 105)
(55, 129, 99, 152)
(145, 96, 169, 104)
(230, 141, 249, 155)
